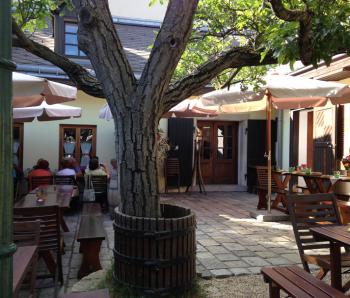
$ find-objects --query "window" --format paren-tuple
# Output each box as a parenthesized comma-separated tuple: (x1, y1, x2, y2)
(13, 123, 24, 170)
(64, 23, 86, 57)
(59, 125, 96, 168)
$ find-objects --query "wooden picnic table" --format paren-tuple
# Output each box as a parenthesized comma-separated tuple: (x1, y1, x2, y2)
(15, 184, 76, 232)
(310, 225, 350, 292)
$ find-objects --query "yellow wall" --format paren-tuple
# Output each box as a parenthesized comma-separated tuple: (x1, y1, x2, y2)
(23, 91, 115, 170)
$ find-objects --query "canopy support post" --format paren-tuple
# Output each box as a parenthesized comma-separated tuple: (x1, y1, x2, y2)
(0, 1, 16, 297)
(266, 92, 272, 214)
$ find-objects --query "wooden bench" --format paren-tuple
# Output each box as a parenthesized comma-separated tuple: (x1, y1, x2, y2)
(261, 265, 347, 298)
(62, 288, 109, 298)
(82, 202, 102, 216)
(13, 245, 38, 298)
(77, 213, 106, 279)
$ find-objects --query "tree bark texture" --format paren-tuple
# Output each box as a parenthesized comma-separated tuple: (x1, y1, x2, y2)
(76, 0, 199, 217)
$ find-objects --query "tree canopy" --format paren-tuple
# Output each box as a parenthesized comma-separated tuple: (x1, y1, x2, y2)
(12, 0, 350, 99)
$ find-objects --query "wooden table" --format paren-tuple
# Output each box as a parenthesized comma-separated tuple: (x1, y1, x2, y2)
(271, 171, 291, 212)
(310, 225, 350, 291)
(15, 184, 75, 232)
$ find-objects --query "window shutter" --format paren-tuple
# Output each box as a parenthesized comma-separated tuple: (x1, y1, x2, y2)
(336, 105, 345, 160)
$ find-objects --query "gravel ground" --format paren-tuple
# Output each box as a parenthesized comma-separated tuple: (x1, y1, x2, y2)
(198, 275, 268, 298)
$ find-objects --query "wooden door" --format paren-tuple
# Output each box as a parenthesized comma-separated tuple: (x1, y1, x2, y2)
(313, 107, 336, 174)
(197, 121, 238, 184)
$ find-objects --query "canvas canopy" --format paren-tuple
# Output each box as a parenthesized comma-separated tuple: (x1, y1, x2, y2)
(12, 72, 77, 108)
(13, 101, 81, 121)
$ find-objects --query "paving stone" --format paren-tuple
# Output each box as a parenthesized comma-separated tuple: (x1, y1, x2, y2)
(234, 250, 257, 257)
(215, 253, 239, 261)
(197, 251, 216, 260)
(242, 257, 270, 267)
(283, 253, 301, 263)
(246, 245, 266, 252)
(222, 242, 246, 251)
(255, 251, 278, 258)
(200, 258, 228, 270)
(197, 239, 220, 246)
(206, 245, 230, 254)
(229, 268, 251, 276)
(265, 257, 293, 266)
(209, 269, 232, 278)
(248, 267, 263, 274)
(223, 260, 250, 268)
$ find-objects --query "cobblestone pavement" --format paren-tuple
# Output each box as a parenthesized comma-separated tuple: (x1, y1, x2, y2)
(161, 192, 301, 279)
(29, 191, 302, 297)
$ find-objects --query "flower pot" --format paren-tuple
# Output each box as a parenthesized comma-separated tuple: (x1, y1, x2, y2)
(113, 204, 196, 296)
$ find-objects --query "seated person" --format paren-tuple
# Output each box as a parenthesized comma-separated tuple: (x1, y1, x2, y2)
(85, 158, 108, 176)
(28, 159, 52, 190)
(87, 155, 109, 175)
(69, 157, 82, 176)
(56, 158, 76, 176)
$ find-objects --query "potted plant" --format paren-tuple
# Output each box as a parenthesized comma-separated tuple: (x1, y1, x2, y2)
(342, 155, 350, 177)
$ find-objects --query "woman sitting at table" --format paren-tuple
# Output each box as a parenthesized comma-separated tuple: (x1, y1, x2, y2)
(28, 159, 52, 190)
(85, 158, 108, 177)
(56, 157, 77, 176)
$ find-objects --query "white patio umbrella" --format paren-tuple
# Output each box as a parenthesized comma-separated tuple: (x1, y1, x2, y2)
(12, 72, 77, 108)
(13, 100, 81, 121)
(99, 98, 218, 121)
(201, 74, 350, 212)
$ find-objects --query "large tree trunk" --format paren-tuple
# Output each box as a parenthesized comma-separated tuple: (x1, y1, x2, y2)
(111, 103, 161, 218)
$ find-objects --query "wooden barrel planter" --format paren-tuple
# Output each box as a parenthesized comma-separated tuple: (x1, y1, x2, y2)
(113, 204, 196, 296)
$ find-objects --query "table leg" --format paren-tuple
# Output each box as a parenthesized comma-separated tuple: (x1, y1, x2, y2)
(60, 213, 69, 232)
(330, 241, 342, 291)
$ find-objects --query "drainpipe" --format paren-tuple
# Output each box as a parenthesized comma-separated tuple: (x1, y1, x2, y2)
(0, 0, 16, 297)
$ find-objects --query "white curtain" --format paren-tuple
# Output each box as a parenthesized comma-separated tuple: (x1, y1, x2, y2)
(13, 140, 20, 166)
(80, 142, 92, 167)
(64, 142, 75, 158)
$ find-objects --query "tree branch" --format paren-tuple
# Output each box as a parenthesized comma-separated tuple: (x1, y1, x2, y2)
(76, 0, 136, 101)
(268, 0, 314, 65)
(137, 0, 199, 103)
(12, 19, 104, 98)
(163, 46, 277, 112)
(220, 67, 242, 89)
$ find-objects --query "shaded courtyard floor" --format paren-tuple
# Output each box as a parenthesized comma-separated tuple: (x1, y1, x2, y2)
(30, 191, 303, 297)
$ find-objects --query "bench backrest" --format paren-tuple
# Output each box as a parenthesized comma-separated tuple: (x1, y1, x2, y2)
(255, 166, 277, 189)
(14, 220, 40, 247)
(166, 158, 180, 177)
(14, 205, 61, 253)
(54, 175, 76, 185)
(288, 193, 340, 263)
(30, 175, 53, 191)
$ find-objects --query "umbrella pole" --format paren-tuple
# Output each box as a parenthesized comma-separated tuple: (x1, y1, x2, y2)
(266, 92, 272, 213)
(0, 0, 16, 297)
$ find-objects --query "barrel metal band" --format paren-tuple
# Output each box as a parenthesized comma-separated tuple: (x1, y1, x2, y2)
(0, 242, 16, 258)
(113, 223, 196, 240)
(113, 249, 195, 268)
(0, 58, 16, 70)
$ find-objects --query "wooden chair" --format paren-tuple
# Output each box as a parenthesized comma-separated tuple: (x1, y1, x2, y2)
(54, 175, 76, 185)
(288, 193, 350, 279)
(165, 157, 180, 193)
(13, 220, 40, 297)
(13, 205, 63, 285)
(90, 175, 108, 210)
(29, 175, 53, 191)
(256, 166, 287, 210)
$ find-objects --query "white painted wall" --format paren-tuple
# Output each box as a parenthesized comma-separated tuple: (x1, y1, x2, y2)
(108, 0, 167, 21)
(298, 110, 308, 166)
